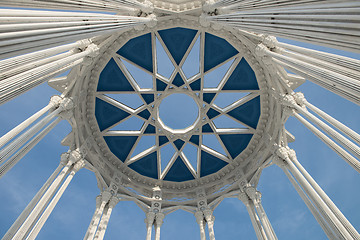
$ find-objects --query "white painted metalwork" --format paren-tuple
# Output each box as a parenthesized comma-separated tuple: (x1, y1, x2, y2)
(0, 0, 359, 239)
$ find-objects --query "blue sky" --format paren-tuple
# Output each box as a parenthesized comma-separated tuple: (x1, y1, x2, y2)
(0, 35, 360, 240)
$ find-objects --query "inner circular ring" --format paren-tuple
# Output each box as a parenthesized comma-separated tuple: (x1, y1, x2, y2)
(158, 93, 200, 132)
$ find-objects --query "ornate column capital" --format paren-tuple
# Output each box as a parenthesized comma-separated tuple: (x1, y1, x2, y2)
(101, 190, 112, 204)
(145, 211, 155, 226)
(199, 13, 211, 28)
(71, 159, 85, 174)
(244, 186, 256, 200)
(203, 209, 215, 223)
(145, 14, 157, 28)
(95, 195, 102, 208)
(76, 39, 92, 51)
(155, 212, 165, 227)
(261, 35, 278, 49)
(49, 95, 62, 108)
(238, 191, 250, 204)
(68, 149, 83, 164)
(60, 152, 70, 166)
(194, 211, 205, 225)
(108, 196, 119, 209)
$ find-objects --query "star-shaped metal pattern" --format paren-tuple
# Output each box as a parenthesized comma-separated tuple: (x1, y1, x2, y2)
(95, 27, 261, 182)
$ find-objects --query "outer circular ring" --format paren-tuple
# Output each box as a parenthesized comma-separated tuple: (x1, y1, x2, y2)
(77, 17, 278, 200)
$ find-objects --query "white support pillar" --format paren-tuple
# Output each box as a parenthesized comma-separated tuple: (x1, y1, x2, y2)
(0, 95, 60, 149)
(206, 1, 360, 53)
(145, 212, 155, 240)
(204, 210, 216, 240)
(0, 0, 147, 14)
(275, 147, 357, 239)
(195, 211, 207, 240)
(245, 187, 277, 240)
(2, 160, 65, 240)
(154, 212, 164, 240)
(278, 161, 337, 239)
(294, 113, 360, 174)
(83, 191, 112, 240)
(93, 196, 119, 240)
(0, 44, 99, 104)
(287, 149, 360, 240)
(0, 97, 74, 179)
(11, 150, 81, 239)
(0, 96, 63, 163)
(238, 192, 267, 240)
(0, 9, 154, 59)
(304, 101, 360, 145)
(26, 159, 85, 240)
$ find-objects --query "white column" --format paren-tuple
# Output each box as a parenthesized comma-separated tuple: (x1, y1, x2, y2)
(26, 160, 85, 240)
(93, 196, 119, 240)
(145, 212, 155, 240)
(207, 1, 360, 53)
(304, 101, 360, 145)
(83, 191, 112, 240)
(195, 211, 207, 240)
(238, 192, 266, 240)
(204, 210, 216, 240)
(245, 188, 277, 240)
(11, 151, 80, 239)
(2, 160, 64, 240)
(0, 9, 153, 59)
(0, 117, 61, 179)
(294, 113, 360, 173)
(0, 96, 63, 163)
(0, 97, 73, 179)
(83, 196, 102, 240)
(278, 162, 337, 239)
(154, 213, 165, 240)
(287, 149, 360, 239)
(275, 147, 354, 239)
(0, 44, 99, 104)
(0, 0, 147, 14)
(0, 95, 59, 148)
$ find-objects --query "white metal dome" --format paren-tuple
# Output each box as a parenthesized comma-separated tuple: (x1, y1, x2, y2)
(0, 1, 360, 239)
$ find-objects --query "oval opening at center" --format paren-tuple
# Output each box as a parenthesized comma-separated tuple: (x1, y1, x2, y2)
(159, 93, 199, 130)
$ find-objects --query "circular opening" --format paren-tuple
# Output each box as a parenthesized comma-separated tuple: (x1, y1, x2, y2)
(159, 93, 199, 130)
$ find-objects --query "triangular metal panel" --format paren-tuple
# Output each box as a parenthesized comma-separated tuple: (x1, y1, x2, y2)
(128, 151, 158, 179)
(158, 27, 198, 65)
(117, 33, 153, 73)
(97, 58, 134, 92)
(104, 136, 138, 162)
(95, 98, 130, 131)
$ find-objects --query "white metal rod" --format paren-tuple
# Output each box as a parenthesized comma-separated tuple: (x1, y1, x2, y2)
(290, 154, 360, 239)
(0, 103, 53, 148)
(272, 58, 360, 105)
(280, 165, 337, 239)
(295, 106, 360, 160)
(26, 163, 82, 240)
(284, 155, 353, 239)
(84, 200, 109, 240)
(0, 118, 61, 179)
(1, 59, 82, 105)
(0, 0, 141, 13)
(0, 41, 81, 72)
(1, 163, 63, 240)
(277, 42, 360, 73)
(12, 160, 71, 239)
(0, 107, 61, 163)
(294, 113, 360, 173)
(304, 101, 360, 145)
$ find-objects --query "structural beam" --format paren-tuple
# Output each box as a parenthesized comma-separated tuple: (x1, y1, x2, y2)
(0, 9, 153, 59)
(206, 1, 360, 53)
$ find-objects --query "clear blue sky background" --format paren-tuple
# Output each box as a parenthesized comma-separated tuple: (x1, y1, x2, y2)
(0, 33, 360, 240)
